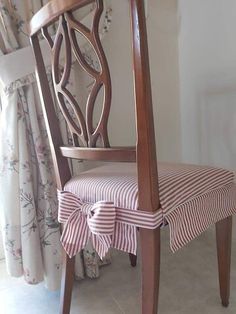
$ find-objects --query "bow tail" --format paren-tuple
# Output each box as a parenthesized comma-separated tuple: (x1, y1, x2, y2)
(92, 234, 112, 260)
(60, 212, 91, 258)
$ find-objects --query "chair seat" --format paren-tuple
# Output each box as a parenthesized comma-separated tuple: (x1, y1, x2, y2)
(64, 162, 236, 252)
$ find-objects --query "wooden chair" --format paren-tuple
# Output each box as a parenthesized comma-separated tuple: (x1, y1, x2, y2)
(29, 0, 233, 313)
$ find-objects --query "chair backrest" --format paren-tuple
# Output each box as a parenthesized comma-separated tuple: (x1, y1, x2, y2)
(29, 0, 160, 213)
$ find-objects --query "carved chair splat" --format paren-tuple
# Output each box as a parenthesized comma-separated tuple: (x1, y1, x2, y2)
(29, 1, 233, 313)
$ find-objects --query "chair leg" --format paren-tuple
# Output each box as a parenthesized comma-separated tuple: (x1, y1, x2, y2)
(59, 250, 75, 314)
(140, 227, 160, 314)
(129, 253, 137, 267)
(216, 216, 232, 308)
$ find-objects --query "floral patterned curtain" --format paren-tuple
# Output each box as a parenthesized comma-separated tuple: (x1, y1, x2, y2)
(0, 0, 112, 290)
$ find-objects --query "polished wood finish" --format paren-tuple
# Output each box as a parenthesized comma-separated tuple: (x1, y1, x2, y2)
(30, 36, 71, 190)
(130, 1, 160, 313)
(65, 3, 112, 146)
(31, 34, 74, 313)
(30, 0, 94, 36)
(140, 228, 160, 313)
(30, 1, 137, 313)
(129, 253, 137, 267)
(60, 253, 75, 314)
(60, 146, 136, 162)
(40, 0, 112, 148)
(30, 0, 233, 313)
(216, 216, 232, 307)
(130, 0, 159, 209)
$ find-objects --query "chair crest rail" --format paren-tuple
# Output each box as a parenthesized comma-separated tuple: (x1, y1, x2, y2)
(29, 0, 94, 36)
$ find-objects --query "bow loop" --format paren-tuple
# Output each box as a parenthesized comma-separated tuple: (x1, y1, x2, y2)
(58, 191, 116, 259)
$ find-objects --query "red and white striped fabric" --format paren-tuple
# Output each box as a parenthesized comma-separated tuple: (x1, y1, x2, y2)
(58, 190, 163, 259)
(58, 191, 116, 258)
(59, 162, 236, 257)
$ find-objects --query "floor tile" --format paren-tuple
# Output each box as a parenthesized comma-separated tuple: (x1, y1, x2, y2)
(0, 227, 236, 313)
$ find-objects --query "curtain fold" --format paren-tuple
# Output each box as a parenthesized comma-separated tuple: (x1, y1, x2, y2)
(0, 0, 112, 290)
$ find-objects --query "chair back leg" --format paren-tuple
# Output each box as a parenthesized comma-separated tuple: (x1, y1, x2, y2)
(216, 216, 232, 307)
(140, 228, 161, 314)
(129, 253, 138, 267)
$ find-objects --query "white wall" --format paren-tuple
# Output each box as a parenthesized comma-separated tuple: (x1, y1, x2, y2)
(102, 0, 181, 162)
(178, 0, 236, 169)
(0, 231, 4, 259)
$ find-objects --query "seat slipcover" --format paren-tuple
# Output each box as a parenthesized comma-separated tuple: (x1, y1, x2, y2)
(61, 162, 236, 254)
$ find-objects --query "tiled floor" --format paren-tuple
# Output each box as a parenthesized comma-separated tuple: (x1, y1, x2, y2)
(0, 227, 236, 314)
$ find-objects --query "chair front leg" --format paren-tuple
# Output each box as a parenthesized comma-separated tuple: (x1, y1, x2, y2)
(59, 250, 75, 314)
(216, 216, 232, 307)
(140, 227, 161, 314)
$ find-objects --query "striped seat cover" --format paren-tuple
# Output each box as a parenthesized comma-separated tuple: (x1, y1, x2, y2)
(63, 162, 236, 252)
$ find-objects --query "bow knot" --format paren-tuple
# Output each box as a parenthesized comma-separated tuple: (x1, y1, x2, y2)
(58, 191, 116, 259)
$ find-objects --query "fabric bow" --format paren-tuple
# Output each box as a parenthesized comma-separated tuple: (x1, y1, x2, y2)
(58, 191, 116, 259)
